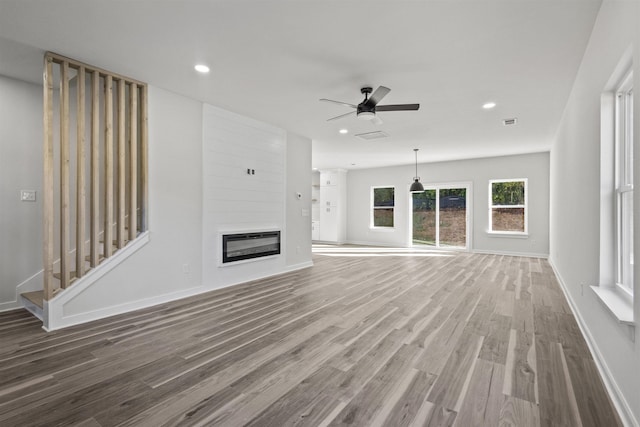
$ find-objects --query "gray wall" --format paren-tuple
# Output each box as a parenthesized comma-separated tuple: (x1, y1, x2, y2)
(0, 75, 42, 310)
(549, 1, 639, 424)
(347, 152, 550, 256)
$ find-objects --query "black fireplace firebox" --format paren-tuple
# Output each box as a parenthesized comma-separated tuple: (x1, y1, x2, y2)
(222, 231, 281, 264)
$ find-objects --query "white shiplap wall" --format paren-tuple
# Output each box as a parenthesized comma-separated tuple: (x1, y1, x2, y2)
(202, 104, 287, 287)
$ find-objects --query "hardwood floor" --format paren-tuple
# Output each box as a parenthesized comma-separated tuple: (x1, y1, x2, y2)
(0, 246, 622, 426)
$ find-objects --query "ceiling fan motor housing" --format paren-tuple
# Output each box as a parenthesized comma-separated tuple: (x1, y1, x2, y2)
(321, 85, 418, 122)
(357, 103, 375, 116)
(358, 86, 376, 119)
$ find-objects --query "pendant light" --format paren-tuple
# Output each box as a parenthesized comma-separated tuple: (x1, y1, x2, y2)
(409, 148, 425, 193)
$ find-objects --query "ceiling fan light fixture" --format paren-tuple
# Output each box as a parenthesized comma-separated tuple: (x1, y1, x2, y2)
(357, 111, 375, 120)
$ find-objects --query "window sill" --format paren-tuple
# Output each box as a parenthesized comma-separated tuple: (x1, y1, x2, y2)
(590, 285, 634, 325)
(486, 231, 529, 239)
(370, 227, 395, 232)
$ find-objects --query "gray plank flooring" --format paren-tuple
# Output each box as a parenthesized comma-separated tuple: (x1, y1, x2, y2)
(0, 246, 622, 426)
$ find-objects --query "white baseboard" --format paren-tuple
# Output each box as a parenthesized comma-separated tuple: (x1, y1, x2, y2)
(473, 248, 549, 258)
(0, 300, 23, 312)
(548, 257, 638, 427)
(0, 268, 46, 312)
(341, 241, 549, 259)
(282, 261, 314, 272)
(44, 256, 315, 331)
(44, 284, 208, 331)
(343, 240, 405, 248)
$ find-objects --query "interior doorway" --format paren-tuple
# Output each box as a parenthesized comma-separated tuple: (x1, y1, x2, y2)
(411, 184, 471, 250)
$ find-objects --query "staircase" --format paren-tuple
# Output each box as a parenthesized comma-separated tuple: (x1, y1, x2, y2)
(22, 52, 148, 325)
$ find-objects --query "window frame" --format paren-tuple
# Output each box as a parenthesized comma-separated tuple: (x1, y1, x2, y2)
(488, 178, 528, 235)
(614, 70, 633, 296)
(371, 186, 395, 229)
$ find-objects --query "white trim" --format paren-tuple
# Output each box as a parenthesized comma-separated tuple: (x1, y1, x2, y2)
(548, 258, 638, 427)
(340, 242, 546, 258)
(489, 178, 528, 234)
(485, 231, 530, 239)
(43, 255, 313, 331)
(370, 185, 395, 229)
(44, 284, 207, 331)
(472, 248, 548, 259)
(369, 228, 396, 233)
(590, 285, 634, 325)
(408, 181, 473, 252)
(0, 300, 23, 312)
(345, 240, 404, 248)
(0, 269, 44, 312)
(281, 261, 314, 273)
(46, 232, 150, 308)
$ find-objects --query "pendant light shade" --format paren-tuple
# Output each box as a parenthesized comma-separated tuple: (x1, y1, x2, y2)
(410, 178, 424, 193)
(409, 149, 424, 193)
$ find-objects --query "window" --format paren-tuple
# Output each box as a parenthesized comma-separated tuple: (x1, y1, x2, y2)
(615, 71, 633, 295)
(489, 179, 527, 233)
(372, 187, 395, 228)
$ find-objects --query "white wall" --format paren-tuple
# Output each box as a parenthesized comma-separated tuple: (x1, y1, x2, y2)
(285, 132, 313, 267)
(50, 91, 313, 327)
(549, 1, 639, 425)
(347, 152, 549, 256)
(58, 86, 205, 319)
(202, 104, 287, 287)
(0, 75, 43, 310)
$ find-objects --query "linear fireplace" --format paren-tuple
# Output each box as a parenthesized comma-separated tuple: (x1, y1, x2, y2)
(222, 230, 281, 264)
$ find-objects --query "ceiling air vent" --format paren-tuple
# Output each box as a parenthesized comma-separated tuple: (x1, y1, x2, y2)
(355, 131, 389, 140)
(503, 118, 518, 126)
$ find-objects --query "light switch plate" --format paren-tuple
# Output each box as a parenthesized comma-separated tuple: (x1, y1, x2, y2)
(20, 190, 36, 202)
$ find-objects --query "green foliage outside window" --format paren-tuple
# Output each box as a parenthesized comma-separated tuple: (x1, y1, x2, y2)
(491, 181, 525, 205)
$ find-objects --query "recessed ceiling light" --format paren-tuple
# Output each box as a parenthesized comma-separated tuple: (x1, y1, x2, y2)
(194, 64, 210, 73)
(339, 129, 348, 134)
(482, 102, 497, 109)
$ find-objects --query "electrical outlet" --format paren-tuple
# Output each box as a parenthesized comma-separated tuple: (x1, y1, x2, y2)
(20, 190, 36, 202)
(182, 263, 190, 274)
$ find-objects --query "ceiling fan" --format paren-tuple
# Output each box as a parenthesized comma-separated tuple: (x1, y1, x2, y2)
(320, 86, 419, 125)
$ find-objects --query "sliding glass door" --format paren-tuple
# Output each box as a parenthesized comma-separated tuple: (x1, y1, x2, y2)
(412, 185, 470, 249)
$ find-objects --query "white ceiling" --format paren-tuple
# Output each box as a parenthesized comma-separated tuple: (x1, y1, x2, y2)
(0, 0, 601, 170)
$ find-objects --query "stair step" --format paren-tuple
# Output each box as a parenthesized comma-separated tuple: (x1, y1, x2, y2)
(21, 291, 44, 308)
(21, 291, 44, 321)
(53, 271, 79, 285)
(85, 255, 107, 264)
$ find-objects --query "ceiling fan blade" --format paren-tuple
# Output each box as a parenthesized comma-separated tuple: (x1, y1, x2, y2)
(364, 86, 390, 107)
(376, 103, 420, 111)
(327, 111, 356, 121)
(371, 115, 383, 125)
(319, 98, 357, 109)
